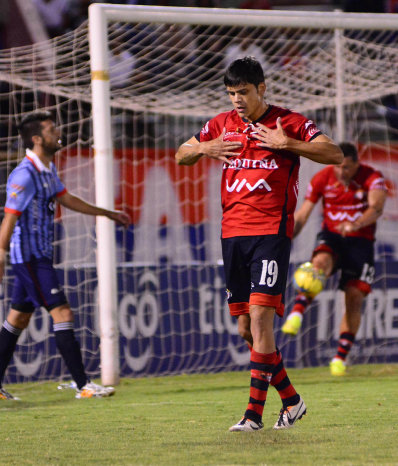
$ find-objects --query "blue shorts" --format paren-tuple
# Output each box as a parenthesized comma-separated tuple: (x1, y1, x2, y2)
(221, 235, 291, 318)
(11, 257, 68, 313)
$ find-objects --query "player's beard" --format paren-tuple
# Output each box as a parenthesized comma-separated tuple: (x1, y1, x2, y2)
(43, 139, 62, 158)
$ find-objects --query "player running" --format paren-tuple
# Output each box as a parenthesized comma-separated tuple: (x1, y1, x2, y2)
(0, 111, 130, 400)
(282, 142, 387, 376)
(175, 56, 342, 431)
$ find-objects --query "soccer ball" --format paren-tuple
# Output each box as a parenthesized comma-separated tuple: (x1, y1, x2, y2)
(293, 261, 325, 298)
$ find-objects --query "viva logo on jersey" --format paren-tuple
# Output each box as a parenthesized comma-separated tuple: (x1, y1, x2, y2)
(327, 211, 362, 222)
(226, 178, 272, 193)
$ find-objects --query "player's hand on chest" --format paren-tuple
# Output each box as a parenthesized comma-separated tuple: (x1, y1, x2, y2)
(223, 123, 273, 157)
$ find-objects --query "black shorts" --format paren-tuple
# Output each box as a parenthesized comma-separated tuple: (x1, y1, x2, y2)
(313, 229, 375, 294)
(221, 235, 291, 318)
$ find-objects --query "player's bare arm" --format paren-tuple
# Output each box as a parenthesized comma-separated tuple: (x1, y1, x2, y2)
(0, 212, 18, 283)
(293, 200, 316, 238)
(252, 117, 343, 165)
(336, 188, 387, 237)
(57, 192, 130, 227)
(175, 130, 242, 166)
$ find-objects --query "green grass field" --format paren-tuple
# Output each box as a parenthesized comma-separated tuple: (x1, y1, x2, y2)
(1, 364, 397, 465)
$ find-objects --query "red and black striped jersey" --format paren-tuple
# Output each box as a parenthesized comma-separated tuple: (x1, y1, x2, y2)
(197, 105, 321, 238)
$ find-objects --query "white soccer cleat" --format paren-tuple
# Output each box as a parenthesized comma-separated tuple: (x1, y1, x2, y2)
(75, 382, 115, 399)
(229, 417, 264, 432)
(273, 396, 307, 429)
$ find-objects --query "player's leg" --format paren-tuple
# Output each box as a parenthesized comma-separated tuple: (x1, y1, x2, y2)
(50, 304, 114, 398)
(222, 236, 264, 432)
(0, 271, 35, 400)
(230, 235, 306, 431)
(222, 236, 252, 344)
(252, 236, 306, 429)
(50, 304, 88, 389)
(330, 237, 374, 376)
(330, 284, 367, 376)
(270, 347, 301, 418)
(230, 304, 275, 432)
(13, 258, 88, 391)
(282, 231, 338, 336)
(341, 286, 364, 335)
(0, 308, 32, 400)
(242, 304, 306, 431)
(11, 257, 112, 398)
(268, 341, 307, 429)
(237, 314, 252, 348)
(282, 251, 333, 335)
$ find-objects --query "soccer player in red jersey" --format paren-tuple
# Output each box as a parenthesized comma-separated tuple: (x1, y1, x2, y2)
(282, 142, 387, 376)
(175, 57, 343, 431)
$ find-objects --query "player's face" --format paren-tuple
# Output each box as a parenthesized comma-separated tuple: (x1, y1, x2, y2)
(334, 156, 359, 184)
(39, 120, 62, 155)
(226, 82, 266, 122)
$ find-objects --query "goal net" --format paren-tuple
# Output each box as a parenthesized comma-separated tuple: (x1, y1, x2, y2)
(0, 5, 397, 384)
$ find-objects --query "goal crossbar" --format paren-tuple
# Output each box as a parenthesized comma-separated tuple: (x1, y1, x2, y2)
(96, 4, 398, 31)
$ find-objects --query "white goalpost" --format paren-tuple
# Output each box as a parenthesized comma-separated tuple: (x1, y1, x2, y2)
(89, 4, 119, 385)
(0, 4, 398, 386)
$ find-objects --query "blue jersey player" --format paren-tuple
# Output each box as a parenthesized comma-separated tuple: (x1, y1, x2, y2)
(0, 111, 130, 400)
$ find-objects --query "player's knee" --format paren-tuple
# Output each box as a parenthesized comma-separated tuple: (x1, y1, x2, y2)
(50, 304, 74, 324)
(345, 282, 369, 312)
(238, 326, 252, 343)
(345, 279, 371, 297)
(312, 252, 333, 276)
(8, 310, 32, 329)
(237, 315, 252, 344)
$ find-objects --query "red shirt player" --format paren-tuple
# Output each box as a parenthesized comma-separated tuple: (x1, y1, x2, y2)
(175, 56, 342, 432)
(282, 142, 387, 377)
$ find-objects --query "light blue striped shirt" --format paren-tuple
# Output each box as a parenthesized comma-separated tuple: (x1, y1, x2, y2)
(5, 149, 66, 264)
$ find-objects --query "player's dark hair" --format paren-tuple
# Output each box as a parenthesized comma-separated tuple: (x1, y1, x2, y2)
(18, 111, 54, 149)
(339, 142, 358, 162)
(224, 56, 265, 88)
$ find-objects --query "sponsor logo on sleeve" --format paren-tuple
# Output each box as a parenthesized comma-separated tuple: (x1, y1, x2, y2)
(369, 177, 387, 191)
(308, 127, 318, 137)
(200, 121, 210, 136)
(11, 183, 25, 192)
(304, 120, 319, 137)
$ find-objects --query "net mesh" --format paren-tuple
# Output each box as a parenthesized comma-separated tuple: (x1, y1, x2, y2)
(1, 10, 398, 383)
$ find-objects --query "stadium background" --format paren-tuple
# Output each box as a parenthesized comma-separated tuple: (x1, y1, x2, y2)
(0, 1, 397, 384)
